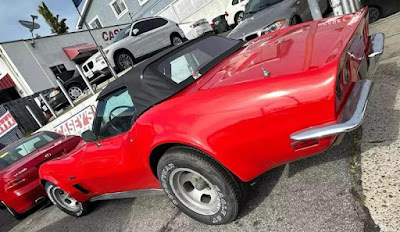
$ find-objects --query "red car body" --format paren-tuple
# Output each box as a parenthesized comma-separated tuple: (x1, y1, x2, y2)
(40, 9, 382, 206)
(0, 132, 81, 216)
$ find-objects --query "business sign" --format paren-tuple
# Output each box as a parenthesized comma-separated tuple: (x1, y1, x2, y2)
(0, 111, 18, 138)
(54, 106, 95, 136)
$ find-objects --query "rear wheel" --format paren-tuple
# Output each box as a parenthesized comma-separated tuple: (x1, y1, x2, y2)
(67, 84, 84, 100)
(45, 182, 91, 217)
(157, 147, 243, 225)
(115, 51, 135, 71)
(171, 34, 183, 46)
(368, 6, 380, 23)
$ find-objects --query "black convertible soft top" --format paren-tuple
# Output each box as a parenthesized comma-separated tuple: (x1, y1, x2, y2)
(97, 35, 245, 116)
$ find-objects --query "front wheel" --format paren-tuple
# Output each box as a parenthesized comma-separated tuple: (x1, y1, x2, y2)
(368, 6, 380, 23)
(45, 182, 91, 217)
(115, 51, 135, 71)
(157, 147, 243, 225)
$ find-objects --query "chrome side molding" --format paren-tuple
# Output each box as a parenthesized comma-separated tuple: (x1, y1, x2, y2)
(89, 189, 165, 202)
(290, 80, 373, 141)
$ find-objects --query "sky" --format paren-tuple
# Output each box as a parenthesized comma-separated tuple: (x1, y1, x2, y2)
(0, 0, 81, 43)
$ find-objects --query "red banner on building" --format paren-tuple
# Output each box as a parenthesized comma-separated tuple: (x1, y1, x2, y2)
(0, 111, 18, 138)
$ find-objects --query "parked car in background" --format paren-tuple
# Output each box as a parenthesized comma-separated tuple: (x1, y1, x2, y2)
(87, 17, 185, 73)
(228, 0, 329, 41)
(179, 19, 214, 40)
(0, 132, 81, 219)
(39, 9, 383, 225)
(362, 0, 400, 23)
(225, 0, 250, 26)
(81, 55, 112, 84)
(40, 88, 69, 114)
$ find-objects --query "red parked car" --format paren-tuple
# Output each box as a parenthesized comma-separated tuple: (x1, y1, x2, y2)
(40, 9, 383, 225)
(0, 131, 81, 219)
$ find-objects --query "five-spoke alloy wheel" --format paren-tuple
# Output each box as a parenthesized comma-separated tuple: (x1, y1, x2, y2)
(45, 182, 90, 217)
(157, 147, 243, 225)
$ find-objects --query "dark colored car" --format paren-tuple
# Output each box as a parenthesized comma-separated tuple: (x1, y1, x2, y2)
(362, 0, 400, 23)
(227, 0, 329, 41)
(0, 131, 81, 219)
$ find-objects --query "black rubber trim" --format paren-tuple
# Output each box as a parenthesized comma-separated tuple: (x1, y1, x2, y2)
(73, 184, 90, 194)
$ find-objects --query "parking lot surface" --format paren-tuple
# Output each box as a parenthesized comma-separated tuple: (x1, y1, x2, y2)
(3, 133, 370, 232)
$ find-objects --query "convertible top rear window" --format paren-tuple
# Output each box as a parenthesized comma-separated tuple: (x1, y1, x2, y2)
(153, 36, 240, 84)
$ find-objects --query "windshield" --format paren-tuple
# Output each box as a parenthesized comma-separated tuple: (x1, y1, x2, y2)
(0, 132, 62, 170)
(112, 25, 131, 44)
(245, 0, 283, 15)
(153, 36, 241, 84)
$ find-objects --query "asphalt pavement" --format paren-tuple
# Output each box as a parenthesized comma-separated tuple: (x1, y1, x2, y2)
(3, 132, 371, 232)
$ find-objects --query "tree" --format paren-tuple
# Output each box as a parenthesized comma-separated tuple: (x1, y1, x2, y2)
(37, 2, 69, 34)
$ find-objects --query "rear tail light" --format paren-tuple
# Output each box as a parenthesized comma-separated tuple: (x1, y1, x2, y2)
(176, 23, 179, 27)
(225, 11, 229, 16)
(5, 178, 25, 191)
(291, 139, 318, 150)
(211, 24, 216, 30)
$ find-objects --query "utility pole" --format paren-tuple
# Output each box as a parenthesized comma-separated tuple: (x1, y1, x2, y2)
(307, 0, 323, 20)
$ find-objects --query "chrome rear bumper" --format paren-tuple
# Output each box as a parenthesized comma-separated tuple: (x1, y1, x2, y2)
(291, 80, 373, 141)
(290, 33, 384, 142)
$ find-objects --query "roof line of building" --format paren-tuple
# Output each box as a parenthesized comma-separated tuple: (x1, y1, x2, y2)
(75, 0, 92, 30)
(0, 23, 130, 45)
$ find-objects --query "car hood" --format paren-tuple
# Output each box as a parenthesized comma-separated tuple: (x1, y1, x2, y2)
(228, 1, 294, 40)
(181, 11, 366, 92)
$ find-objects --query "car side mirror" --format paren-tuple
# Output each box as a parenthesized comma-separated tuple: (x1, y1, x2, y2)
(82, 130, 101, 147)
(82, 130, 96, 142)
(132, 29, 139, 36)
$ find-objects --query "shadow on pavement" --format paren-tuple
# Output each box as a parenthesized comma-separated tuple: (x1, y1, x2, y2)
(36, 199, 135, 232)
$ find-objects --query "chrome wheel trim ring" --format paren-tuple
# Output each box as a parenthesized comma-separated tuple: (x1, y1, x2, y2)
(172, 37, 183, 46)
(118, 53, 134, 69)
(68, 86, 83, 100)
(169, 168, 220, 215)
(51, 187, 82, 213)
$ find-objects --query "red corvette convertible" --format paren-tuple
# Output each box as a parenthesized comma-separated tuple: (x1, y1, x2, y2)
(40, 9, 383, 224)
(0, 131, 81, 219)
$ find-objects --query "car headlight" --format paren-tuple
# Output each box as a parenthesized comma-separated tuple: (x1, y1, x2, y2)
(104, 49, 110, 55)
(261, 20, 286, 35)
(49, 89, 61, 98)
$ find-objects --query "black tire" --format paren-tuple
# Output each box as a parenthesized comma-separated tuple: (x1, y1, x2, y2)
(368, 6, 380, 23)
(234, 12, 244, 25)
(170, 34, 183, 46)
(157, 147, 243, 225)
(45, 182, 91, 217)
(290, 15, 301, 25)
(67, 84, 84, 100)
(3, 203, 24, 220)
(115, 51, 135, 71)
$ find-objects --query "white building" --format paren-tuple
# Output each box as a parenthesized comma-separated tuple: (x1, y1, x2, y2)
(0, 24, 128, 101)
